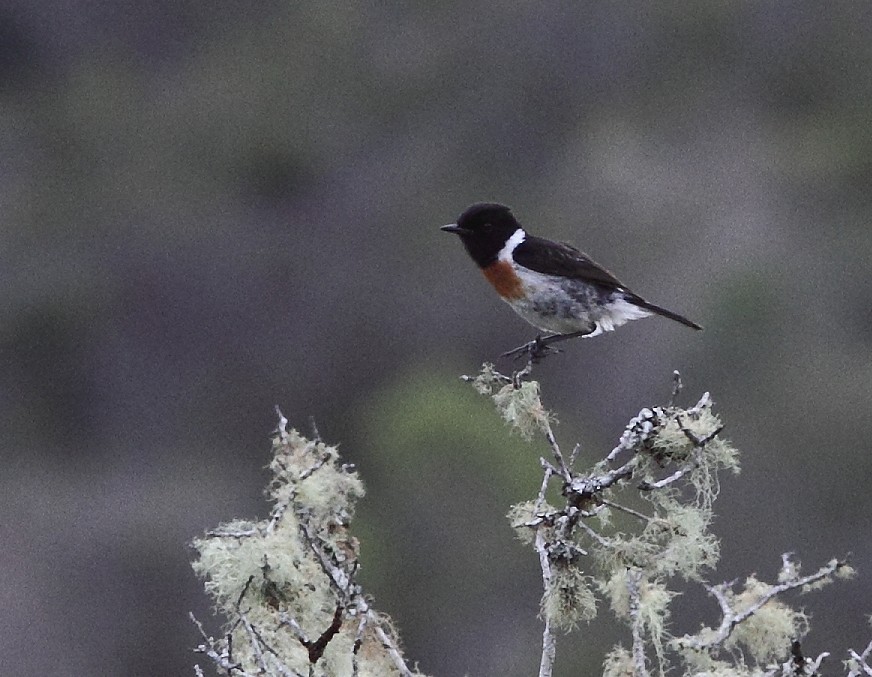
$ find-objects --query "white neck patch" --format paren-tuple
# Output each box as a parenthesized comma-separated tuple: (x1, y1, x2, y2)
(498, 228, 526, 262)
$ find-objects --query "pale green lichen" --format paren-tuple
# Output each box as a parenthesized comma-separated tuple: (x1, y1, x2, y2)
(492, 379, 554, 440)
(468, 362, 505, 396)
(601, 568, 632, 619)
(191, 425, 424, 677)
(541, 564, 598, 630)
(725, 577, 809, 665)
(507, 500, 555, 545)
(472, 368, 857, 676)
(602, 646, 634, 677)
(599, 570, 674, 673)
(674, 650, 770, 677)
(638, 578, 674, 672)
(643, 496, 720, 581)
(469, 363, 554, 440)
(835, 563, 857, 581)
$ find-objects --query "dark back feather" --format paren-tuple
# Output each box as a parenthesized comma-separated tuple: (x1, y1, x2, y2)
(514, 236, 628, 291)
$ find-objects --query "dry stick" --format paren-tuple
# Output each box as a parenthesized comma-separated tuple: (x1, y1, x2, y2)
(782, 640, 830, 677)
(239, 613, 269, 674)
(626, 569, 652, 677)
(668, 370, 683, 407)
(533, 461, 558, 677)
(543, 421, 572, 482)
(190, 611, 253, 677)
(536, 525, 558, 677)
(599, 498, 653, 524)
(278, 613, 311, 645)
(206, 527, 259, 538)
(533, 404, 645, 675)
(848, 638, 872, 677)
(350, 611, 370, 677)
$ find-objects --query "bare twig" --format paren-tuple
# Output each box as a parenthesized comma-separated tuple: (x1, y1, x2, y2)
(274, 405, 289, 439)
(299, 521, 352, 595)
(568, 442, 582, 467)
(239, 613, 269, 673)
(599, 498, 653, 523)
(668, 370, 683, 407)
(530, 459, 558, 677)
(350, 610, 369, 677)
(847, 637, 872, 677)
(627, 569, 652, 677)
(637, 461, 696, 491)
(782, 640, 829, 677)
(535, 524, 557, 677)
(190, 611, 249, 676)
(278, 612, 311, 645)
(206, 527, 259, 539)
(542, 418, 571, 482)
(565, 457, 636, 499)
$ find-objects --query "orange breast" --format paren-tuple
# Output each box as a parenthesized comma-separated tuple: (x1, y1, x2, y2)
(482, 261, 524, 300)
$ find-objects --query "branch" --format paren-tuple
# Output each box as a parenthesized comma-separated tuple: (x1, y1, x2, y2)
(534, 462, 557, 677)
(848, 637, 872, 677)
(536, 525, 558, 677)
(675, 557, 848, 652)
(627, 569, 652, 677)
(191, 417, 421, 676)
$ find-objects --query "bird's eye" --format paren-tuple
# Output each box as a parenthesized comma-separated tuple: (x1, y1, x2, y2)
(482, 222, 493, 232)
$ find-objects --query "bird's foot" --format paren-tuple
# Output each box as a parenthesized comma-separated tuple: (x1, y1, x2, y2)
(501, 335, 562, 364)
(501, 330, 593, 364)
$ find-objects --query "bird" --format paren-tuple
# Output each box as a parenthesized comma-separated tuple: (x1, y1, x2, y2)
(441, 202, 702, 359)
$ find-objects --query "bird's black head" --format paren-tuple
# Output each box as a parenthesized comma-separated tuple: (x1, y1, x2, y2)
(441, 202, 522, 268)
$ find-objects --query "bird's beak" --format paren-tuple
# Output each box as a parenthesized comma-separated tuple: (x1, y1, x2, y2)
(441, 223, 468, 235)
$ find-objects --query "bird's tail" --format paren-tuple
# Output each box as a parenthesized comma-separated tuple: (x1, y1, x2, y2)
(630, 298, 703, 331)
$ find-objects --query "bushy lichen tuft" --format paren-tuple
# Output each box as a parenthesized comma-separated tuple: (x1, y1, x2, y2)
(469, 363, 554, 439)
(602, 646, 634, 677)
(191, 423, 424, 676)
(725, 577, 809, 664)
(541, 563, 598, 630)
(267, 427, 364, 527)
(493, 380, 554, 440)
(643, 495, 720, 581)
(507, 500, 555, 545)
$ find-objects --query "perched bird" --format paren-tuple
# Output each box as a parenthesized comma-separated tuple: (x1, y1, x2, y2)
(441, 202, 701, 358)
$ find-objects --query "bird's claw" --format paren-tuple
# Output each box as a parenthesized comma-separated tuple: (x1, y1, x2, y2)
(501, 336, 561, 363)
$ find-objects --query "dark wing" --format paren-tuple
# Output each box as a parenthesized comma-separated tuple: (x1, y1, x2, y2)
(514, 236, 629, 291)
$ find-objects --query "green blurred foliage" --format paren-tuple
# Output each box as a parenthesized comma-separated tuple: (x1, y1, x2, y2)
(354, 368, 618, 675)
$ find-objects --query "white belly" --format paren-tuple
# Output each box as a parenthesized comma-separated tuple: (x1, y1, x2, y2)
(505, 267, 651, 336)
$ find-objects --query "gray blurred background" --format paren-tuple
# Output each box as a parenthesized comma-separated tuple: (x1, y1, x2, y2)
(2, 2, 871, 675)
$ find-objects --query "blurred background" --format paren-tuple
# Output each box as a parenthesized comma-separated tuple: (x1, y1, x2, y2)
(2, 2, 871, 675)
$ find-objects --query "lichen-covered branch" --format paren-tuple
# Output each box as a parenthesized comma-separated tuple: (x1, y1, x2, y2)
(673, 556, 852, 657)
(468, 362, 861, 677)
(189, 363, 867, 677)
(190, 412, 424, 677)
(848, 636, 872, 676)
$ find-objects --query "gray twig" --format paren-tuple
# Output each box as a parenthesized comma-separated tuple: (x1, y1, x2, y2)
(627, 569, 652, 677)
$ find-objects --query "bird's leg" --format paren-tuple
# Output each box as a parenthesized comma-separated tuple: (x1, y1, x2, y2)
(501, 335, 553, 362)
(537, 330, 591, 349)
(501, 330, 592, 363)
